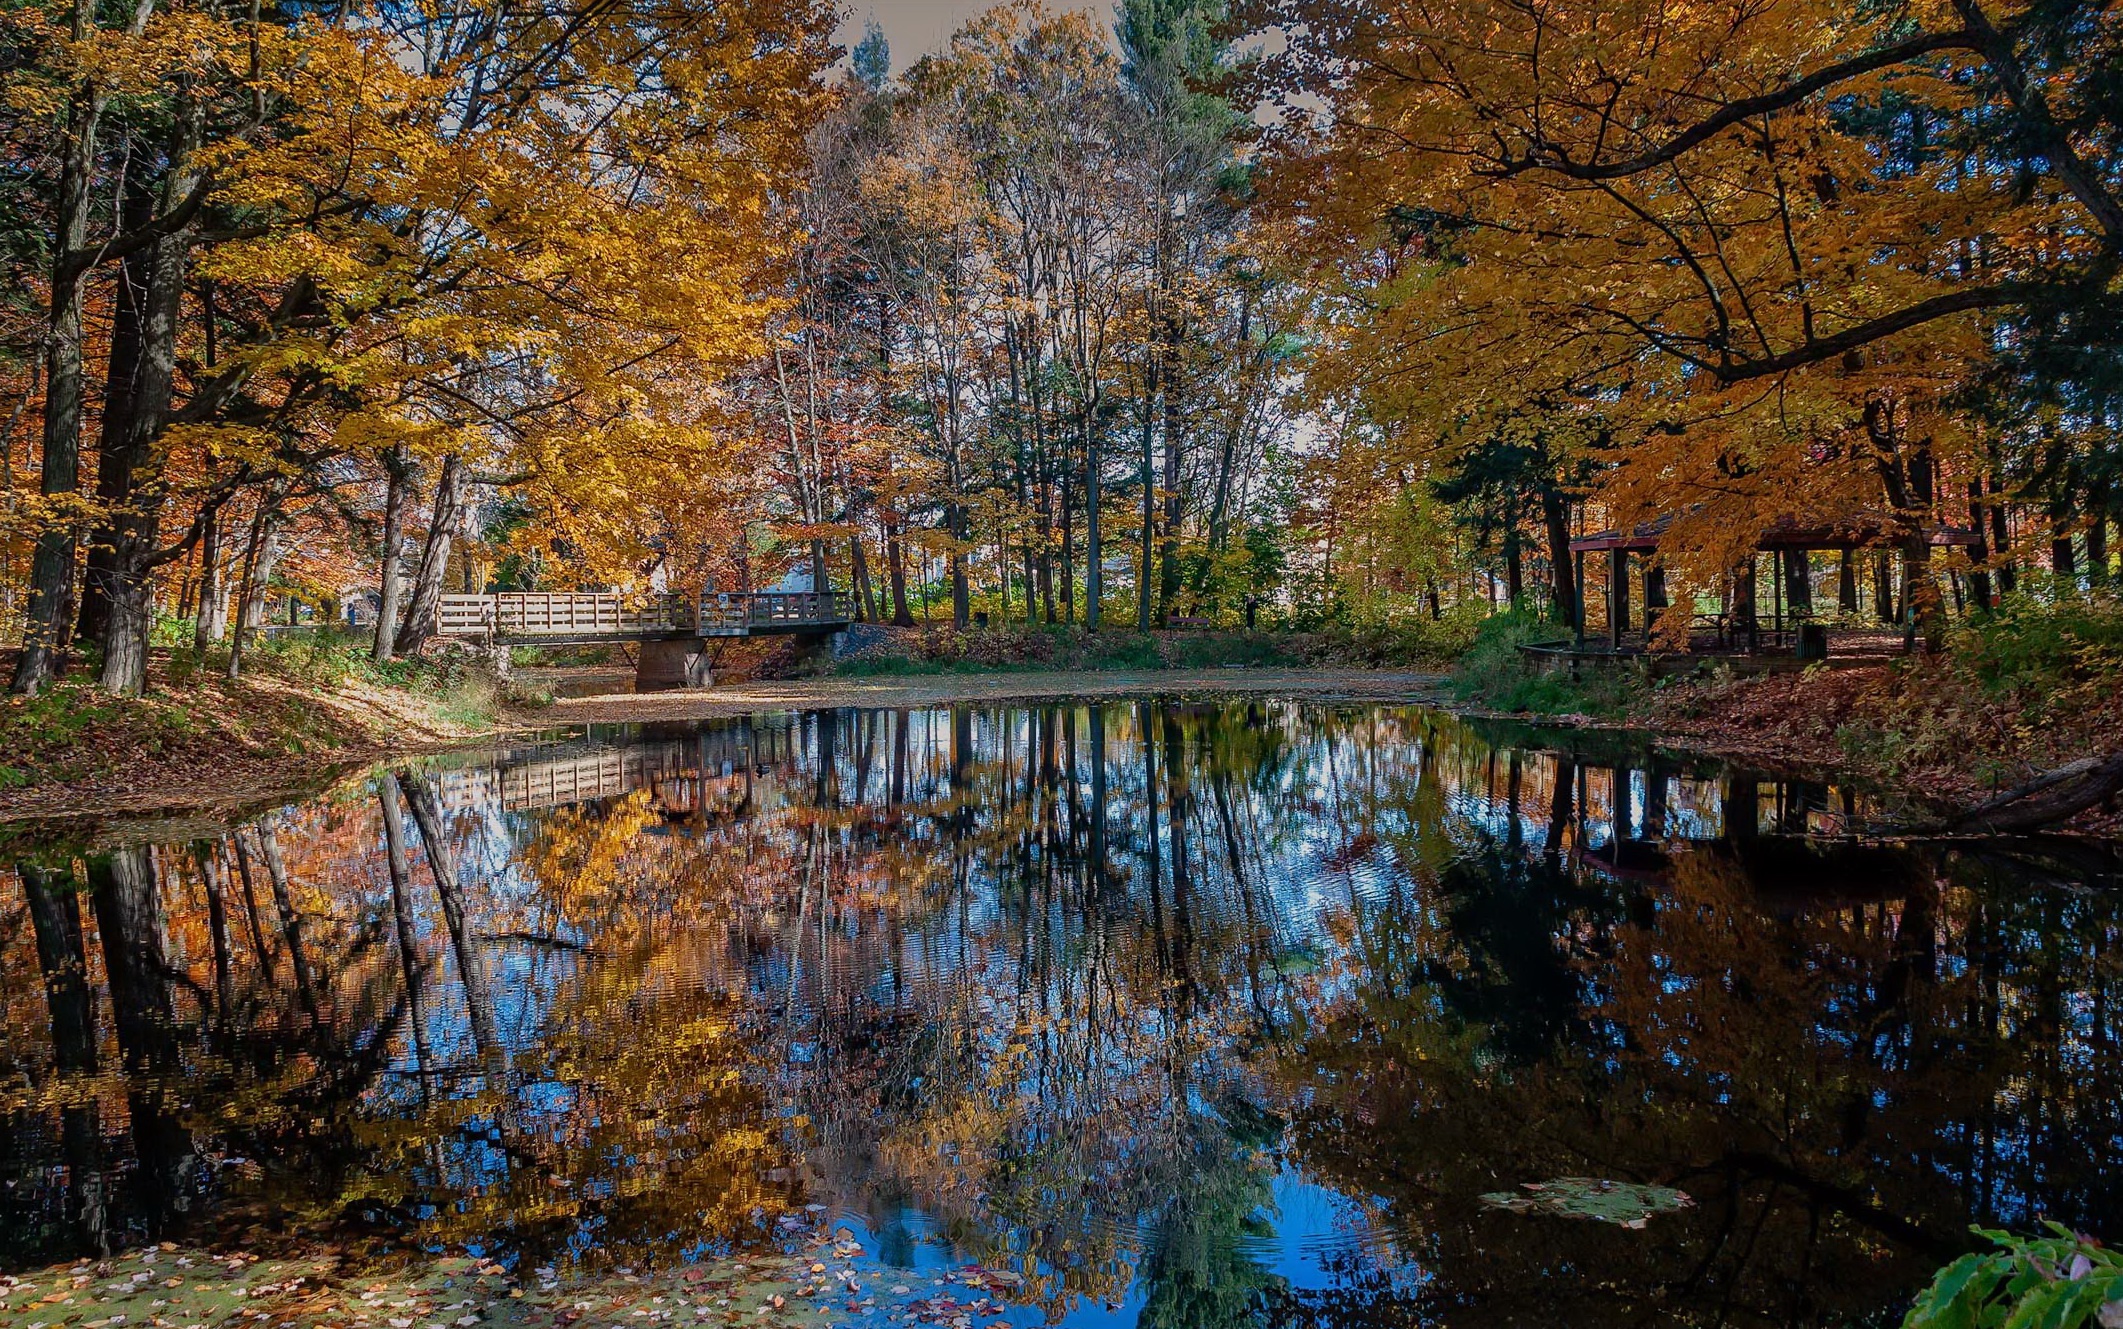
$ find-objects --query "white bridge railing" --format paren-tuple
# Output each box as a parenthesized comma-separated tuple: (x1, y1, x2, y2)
(437, 590, 850, 640)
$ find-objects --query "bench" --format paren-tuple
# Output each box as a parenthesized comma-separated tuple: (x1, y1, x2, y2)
(1166, 615, 1216, 630)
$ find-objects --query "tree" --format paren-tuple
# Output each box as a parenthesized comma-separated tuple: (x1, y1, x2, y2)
(1245, 0, 2123, 632)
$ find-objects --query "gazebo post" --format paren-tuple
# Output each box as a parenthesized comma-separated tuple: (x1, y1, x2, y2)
(1608, 549, 1630, 650)
(1772, 551, 1784, 633)
(1573, 550, 1586, 647)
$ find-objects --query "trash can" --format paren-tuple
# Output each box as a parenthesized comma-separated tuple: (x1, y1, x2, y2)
(1797, 622, 1828, 661)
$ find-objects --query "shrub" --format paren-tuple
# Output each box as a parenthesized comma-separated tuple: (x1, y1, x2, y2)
(1903, 1225, 2122, 1329)
(1446, 607, 1647, 716)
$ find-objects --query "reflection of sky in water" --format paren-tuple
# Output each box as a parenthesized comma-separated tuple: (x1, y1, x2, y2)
(6, 701, 2121, 1326)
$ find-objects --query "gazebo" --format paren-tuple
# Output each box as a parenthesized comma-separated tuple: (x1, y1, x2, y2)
(1561, 512, 1982, 659)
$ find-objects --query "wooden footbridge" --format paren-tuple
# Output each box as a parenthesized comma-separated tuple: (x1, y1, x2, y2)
(437, 590, 851, 689)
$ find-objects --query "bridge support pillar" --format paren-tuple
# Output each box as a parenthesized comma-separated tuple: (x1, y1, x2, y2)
(636, 637, 713, 691)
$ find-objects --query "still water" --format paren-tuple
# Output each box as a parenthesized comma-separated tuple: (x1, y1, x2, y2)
(4, 700, 2121, 1326)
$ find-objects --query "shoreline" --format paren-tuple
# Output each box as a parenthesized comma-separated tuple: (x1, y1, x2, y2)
(7, 663, 2113, 841)
(0, 667, 1449, 830)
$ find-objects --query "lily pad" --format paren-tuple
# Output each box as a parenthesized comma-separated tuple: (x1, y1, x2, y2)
(1478, 1177, 1696, 1228)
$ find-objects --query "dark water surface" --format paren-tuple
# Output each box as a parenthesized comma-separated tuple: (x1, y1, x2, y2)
(5, 700, 2122, 1326)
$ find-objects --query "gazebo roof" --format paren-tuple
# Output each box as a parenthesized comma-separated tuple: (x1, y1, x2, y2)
(1570, 510, 1981, 555)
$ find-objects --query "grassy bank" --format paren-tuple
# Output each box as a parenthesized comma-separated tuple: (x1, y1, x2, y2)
(1448, 595, 2123, 825)
(0, 632, 537, 814)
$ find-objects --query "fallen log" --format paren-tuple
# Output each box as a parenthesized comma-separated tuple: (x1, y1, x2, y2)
(1942, 750, 2123, 835)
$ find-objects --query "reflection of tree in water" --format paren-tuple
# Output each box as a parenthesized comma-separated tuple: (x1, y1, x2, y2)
(3, 703, 2120, 1328)
(1275, 837, 2123, 1325)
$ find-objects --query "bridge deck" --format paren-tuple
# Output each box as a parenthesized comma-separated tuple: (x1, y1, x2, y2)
(438, 591, 850, 643)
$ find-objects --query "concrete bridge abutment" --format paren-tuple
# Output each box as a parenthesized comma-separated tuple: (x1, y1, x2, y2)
(636, 637, 714, 690)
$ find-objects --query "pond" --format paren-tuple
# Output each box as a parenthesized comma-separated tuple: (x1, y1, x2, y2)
(4, 699, 2121, 1327)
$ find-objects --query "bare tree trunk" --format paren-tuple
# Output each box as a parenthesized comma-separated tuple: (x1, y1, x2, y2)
(1158, 327, 1184, 622)
(1138, 369, 1156, 632)
(1085, 411, 1102, 631)
(192, 503, 224, 650)
(374, 446, 410, 661)
(394, 453, 464, 655)
(225, 487, 284, 680)
(850, 533, 878, 622)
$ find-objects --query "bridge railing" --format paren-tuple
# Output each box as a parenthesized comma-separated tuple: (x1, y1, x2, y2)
(748, 591, 847, 626)
(438, 590, 851, 639)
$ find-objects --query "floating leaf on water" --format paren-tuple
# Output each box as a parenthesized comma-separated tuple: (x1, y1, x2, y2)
(1478, 1177, 1696, 1225)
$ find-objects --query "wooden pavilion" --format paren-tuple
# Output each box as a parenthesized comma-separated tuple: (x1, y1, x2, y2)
(1552, 512, 1982, 665)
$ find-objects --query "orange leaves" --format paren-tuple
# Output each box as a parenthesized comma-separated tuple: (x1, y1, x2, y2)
(1247, 0, 2081, 586)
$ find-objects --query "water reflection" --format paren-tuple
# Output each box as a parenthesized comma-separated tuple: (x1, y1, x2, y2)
(4, 701, 2121, 1326)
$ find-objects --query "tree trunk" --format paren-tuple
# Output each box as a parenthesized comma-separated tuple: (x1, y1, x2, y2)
(851, 533, 877, 622)
(1986, 464, 2016, 596)
(76, 215, 150, 654)
(1839, 549, 1859, 614)
(1874, 550, 1896, 623)
(374, 446, 410, 661)
(1541, 487, 1576, 628)
(886, 519, 913, 626)
(84, 108, 201, 695)
(193, 504, 225, 650)
(1782, 549, 1811, 618)
(2088, 482, 2111, 586)
(394, 453, 464, 655)
(225, 488, 284, 680)
(2052, 497, 2077, 580)
(1085, 413, 1102, 631)
(1966, 480, 1993, 611)
(949, 509, 970, 628)
(1138, 374, 1156, 632)
(11, 60, 105, 696)
(1902, 536, 1946, 652)
(1158, 329, 1184, 622)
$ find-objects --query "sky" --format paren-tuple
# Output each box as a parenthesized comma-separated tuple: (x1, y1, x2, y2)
(834, 0, 1106, 68)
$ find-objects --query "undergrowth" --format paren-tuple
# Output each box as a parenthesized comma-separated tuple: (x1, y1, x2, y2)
(1828, 590, 2123, 788)
(0, 630, 535, 796)
(824, 618, 1464, 678)
(1447, 607, 1646, 717)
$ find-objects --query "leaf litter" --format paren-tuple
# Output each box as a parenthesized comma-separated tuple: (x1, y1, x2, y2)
(0, 1223, 1030, 1329)
(1478, 1177, 1696, 1228)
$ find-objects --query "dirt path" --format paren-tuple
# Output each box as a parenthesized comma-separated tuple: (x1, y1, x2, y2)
(532, 667, 1448, 725)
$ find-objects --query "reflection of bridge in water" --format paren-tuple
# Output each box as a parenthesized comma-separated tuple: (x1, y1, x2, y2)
(438, 720, 806, 813)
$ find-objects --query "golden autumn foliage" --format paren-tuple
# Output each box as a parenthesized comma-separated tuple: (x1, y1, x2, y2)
(1248, 0, 2123, 598)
